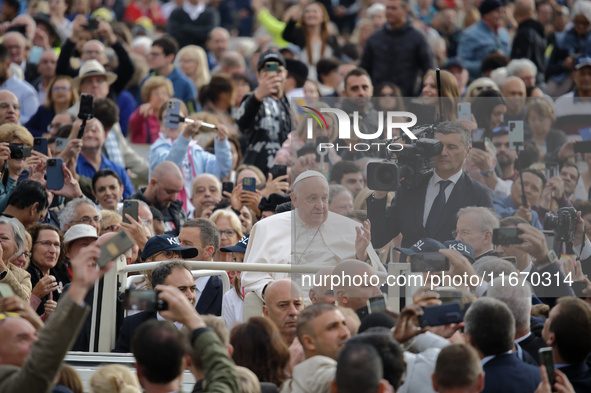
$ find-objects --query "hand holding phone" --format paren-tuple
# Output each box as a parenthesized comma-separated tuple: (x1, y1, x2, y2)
(46, 158, 64, 190)
(96, 231, 134, 267)
(122, 200, 139, 224)
(124, 289, 168, 312)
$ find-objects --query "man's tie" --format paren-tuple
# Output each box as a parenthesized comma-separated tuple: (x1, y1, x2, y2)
(426, 180, 452, 236)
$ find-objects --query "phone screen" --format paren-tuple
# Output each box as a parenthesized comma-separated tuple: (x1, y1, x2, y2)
(410, 253, 450, 272)
(492, 227, 524, 245)
(367, 295, 387, 314)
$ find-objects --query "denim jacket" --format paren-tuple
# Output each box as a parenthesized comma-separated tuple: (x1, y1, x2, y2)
(458, 20, 510, 79)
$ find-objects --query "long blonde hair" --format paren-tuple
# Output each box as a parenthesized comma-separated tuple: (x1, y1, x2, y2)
(423, 69, 460, 121)
(176, 45, 211, 89)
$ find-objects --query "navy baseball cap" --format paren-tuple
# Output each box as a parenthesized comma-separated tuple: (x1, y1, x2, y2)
(575, 56, 591, 70)
(394, 238, 445, 256)
(443, 240, 475, 263)
(220, 235, 249, 253)
(444, 57, 465, 71)
(141, 235, 198, 261)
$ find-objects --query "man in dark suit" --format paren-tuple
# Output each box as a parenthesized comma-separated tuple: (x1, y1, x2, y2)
(542, 297, 591, 393)
(487, 276, 546, 363)
(368, 121, 494, 249)
(464, 297, 541, 393)
(112, 260, 198, 353)
(178, 219, 224, 316)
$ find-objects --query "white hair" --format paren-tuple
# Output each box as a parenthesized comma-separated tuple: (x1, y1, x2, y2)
(490, 67, 508, 88)
(487, 277, 532, 332)
(457, 207, 500, 232)
(131, 36, 153, 57)
(506, 59, 537, 78)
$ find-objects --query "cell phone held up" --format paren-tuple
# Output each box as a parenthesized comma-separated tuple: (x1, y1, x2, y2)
(242, 177, 256, 193)
(96, 231, 134, 267)
(539, 348, 556, 387)
(46, 158, 64, 190)
(409, 252, 450, 272)
(271, 164, 287, 179)
(124, 289, 168, 312)
(492, 227, 524, 245)
(122, 200, 139, 224)
(367, 294, 387, 314)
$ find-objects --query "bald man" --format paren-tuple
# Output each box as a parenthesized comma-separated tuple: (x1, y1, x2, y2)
(189, 174, 222, 219)
(130, 161, 186, 236)
(501, 76, 527, 122)
(0, 90, 20, 125)
(510, 0, 546, 84)
(263, 279, 305, 345)
(333, 260, 383, 321)
(242, 171, 384, 300)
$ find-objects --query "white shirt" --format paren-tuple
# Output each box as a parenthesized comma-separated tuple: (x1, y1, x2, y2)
(222, 288, 244, 330)
(194, 276, 210, 305)
(156, 311, 183, 330)
(423, 170, 463, 226)
(182, 1, 206, 20)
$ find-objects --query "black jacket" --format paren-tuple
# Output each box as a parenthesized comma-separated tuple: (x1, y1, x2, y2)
(367, 172, 494, 249)
(167, 6, 219, 49)
(235, 93, 292, 176)
(360, 22, 434, 96)
(129, 188, 186, 236)
(511, 19, 547, 85)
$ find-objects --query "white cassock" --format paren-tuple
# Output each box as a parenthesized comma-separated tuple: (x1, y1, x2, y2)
(241, 210, 385, 300)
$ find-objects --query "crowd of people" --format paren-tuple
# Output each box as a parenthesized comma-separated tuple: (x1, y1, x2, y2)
(1, 0, 591, 392)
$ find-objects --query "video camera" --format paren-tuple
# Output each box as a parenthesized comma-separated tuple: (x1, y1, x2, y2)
(544, 207, 577, 243)
(366, 135, 442, 191)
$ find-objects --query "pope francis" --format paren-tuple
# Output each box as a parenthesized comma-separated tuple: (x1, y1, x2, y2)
(242, 170, 385, 300)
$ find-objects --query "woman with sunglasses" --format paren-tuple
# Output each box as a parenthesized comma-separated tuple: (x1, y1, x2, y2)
(27, 224, 68, 319)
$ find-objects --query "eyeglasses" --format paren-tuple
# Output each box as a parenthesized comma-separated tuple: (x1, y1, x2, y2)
(72, 216, 102, 225)
(0, 102, 21, 110)
(149, 52, 164, 57)
(20, 251, 31, 259)
(452, 230, 486, 238)
(52, 86, 71, 93)
(34, 241, 61, 249)
(219, 229, 236, 237)
(82, 49, 103, 56)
